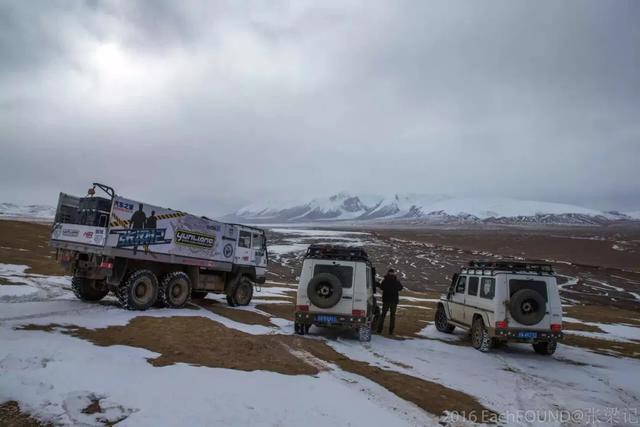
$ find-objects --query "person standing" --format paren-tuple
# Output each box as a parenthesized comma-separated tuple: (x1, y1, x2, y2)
(376, 269, 403, 335)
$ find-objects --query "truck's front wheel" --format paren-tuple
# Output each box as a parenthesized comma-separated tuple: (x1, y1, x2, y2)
(226, 276, 254, 306)
(117, 269, 158, 310)
(71, 277, 108, 302)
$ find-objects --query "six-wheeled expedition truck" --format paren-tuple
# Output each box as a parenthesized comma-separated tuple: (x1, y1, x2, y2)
(50, 183, 268, 310)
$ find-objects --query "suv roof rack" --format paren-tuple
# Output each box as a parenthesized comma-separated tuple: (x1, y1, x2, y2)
(465, 260, 555, 275)
(304, 244, 370, 262)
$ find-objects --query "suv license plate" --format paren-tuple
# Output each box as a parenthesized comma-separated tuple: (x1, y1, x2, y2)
(517, 331, 538, 339)
(316, 315, 337, 323)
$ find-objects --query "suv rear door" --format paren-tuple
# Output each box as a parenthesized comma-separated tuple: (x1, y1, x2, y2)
(310, 261, 354, 315)
(506, 275, 552, 330)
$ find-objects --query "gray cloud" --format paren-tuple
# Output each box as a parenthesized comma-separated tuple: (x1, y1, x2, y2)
(1, 0, 639, 215)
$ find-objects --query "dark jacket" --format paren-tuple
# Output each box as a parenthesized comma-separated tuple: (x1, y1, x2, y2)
(380, 274, 403, 304)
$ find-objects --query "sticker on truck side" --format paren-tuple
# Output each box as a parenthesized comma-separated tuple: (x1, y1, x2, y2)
(174, 230, 216, 249)
(110, 229, 172, 248)
(51, 224, 107, 246)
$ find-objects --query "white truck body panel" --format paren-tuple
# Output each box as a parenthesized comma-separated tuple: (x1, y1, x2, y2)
(51, 194, 267, 271)
(106, 196, 237, 264)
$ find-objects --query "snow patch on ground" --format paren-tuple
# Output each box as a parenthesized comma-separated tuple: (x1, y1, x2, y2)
(0, 284, 39, 299)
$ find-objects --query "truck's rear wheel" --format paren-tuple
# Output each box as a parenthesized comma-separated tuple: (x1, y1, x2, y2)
(159, 272, 191, 308)
(71, 277, 108, 302)
(226, 276, 254, 306)
(117, 269, 158, 311)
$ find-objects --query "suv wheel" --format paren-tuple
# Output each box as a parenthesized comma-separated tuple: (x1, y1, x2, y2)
(307, 273, 342, 309)
(294, 322, 308, 335)
(358, 324, 372, 342)
(533, 339, 557, 355)
(509, 289, 546, 325)
(471, 317, 492, 352)
(435, 304, 455, 333)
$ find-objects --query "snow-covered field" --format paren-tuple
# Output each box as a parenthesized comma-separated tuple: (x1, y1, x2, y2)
(2, 258, 640, 426)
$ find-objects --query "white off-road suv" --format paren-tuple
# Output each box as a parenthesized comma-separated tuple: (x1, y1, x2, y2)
(435, 261, 563, 354)
(294, 245, 379, 342)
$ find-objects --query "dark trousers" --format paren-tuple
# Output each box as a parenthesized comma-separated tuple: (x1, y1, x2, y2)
(377, 301, 397, 334)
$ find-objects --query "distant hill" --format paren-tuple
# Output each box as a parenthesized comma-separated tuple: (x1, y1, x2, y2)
(0, 203, 56, 221)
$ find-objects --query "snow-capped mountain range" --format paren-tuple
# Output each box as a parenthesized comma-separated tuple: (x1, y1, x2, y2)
(0, 203, 56, 221)
(2, 196, 638, 226)
(224, 193, 640, 225)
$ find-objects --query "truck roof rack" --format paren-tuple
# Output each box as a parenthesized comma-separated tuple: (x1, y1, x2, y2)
(304, 244, 370, 262)
(465, 260, 555, 275)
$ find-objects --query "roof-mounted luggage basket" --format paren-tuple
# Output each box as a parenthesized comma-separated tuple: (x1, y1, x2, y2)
(465, 260, 555, 275)
(304, 244, 370, 262)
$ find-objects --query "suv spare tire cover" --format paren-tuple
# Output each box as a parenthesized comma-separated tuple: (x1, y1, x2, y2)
(307, 273, 343, 309)
(509, 289, 546, 325)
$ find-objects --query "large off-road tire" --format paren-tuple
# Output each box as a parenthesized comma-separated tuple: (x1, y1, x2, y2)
(358, 324, 372, 342)
(158, 271, 191, 308)
(71, 277, 108, 302)
(533, 339, 557, 355)
(226, 276, 254, 307)
(509, 289, 546, 325)
(435, 304, 456, 333)
(471, 317, 493, 352)
(372, 304, 381, 329)
(117, 269, 159, 311)
(191, 290, 208, 299)
(307, 273, 342, 309)
(294, 322, 309, 335)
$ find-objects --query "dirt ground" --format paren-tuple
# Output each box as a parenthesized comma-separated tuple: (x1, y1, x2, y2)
(0, 401, 49, 427)
(0, 221, 64, 275)
(369, 226, 640, 272)
(195, 299, 276, 326)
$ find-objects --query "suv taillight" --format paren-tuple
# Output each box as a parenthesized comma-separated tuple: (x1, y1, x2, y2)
(296, 305, 309, 312)
(551, 324, 562, 332)
(495, 320, 508, 329)
(352, 309, 365, 317)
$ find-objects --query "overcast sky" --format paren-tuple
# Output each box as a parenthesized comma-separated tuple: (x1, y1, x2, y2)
(1, 0, 639, 216)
